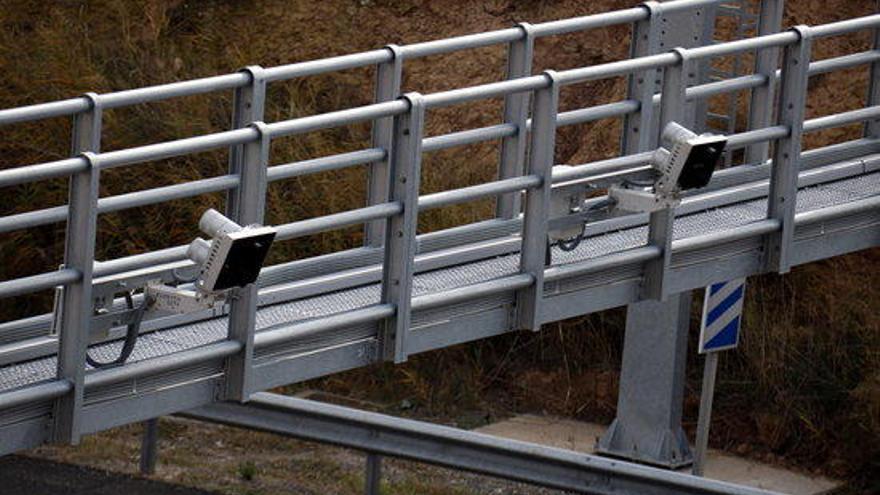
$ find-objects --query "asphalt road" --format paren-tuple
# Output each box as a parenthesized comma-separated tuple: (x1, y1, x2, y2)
(0, 455, 220, 495)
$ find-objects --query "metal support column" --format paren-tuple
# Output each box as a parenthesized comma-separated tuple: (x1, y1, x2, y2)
(379, 93, 424, 363)
(225, 118, 270, 401)
(597, 293, 694, 468)
(745, 0, 785, 165)
(52, 93, 102, 444)
(495, 24, 535, 220)
(598, 50, 695, 468)
(365, 46, 404, 247)
(765, 26, 811, 274)
(865, 15, 880, 138)
(139, 418, 160, 475)
(226, 66, 267, 220)
(515, 72, 559, 331)
(365, 452, 382, 495)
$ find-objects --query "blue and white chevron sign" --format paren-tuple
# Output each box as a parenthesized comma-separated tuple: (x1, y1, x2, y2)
(699, 278, 746, 354)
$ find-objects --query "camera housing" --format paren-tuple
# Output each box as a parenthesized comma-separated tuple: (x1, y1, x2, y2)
(196, 226, 276, 293)
(147, 209, 276, 314)
(609, 122, 726, 214)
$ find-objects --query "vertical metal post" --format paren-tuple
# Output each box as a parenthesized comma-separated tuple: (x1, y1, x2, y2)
(692, 352, 719, 477)
(642, 48, 692, 301)
(139, 418, 160, 475)
(596, 293, 693, 468)
(865, 16, 880, 139)
(226, 66, 267, 220)
(365, 46, 404, 247)
(598, 49, 695, 468)
(495, 23, 535, 220)
(622, 2, 664, 155)
(766, 27, 811, 274)
(365, 452, 382, 495)
(515, 72, 559, 332)
(745, 0, 785, 165)
(379, 93, 424, 363)
(225, 119, 270, 401)
(52, 93, 102, 444)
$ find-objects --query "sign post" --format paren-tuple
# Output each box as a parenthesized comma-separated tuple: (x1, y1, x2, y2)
(693, 278, 746, 476)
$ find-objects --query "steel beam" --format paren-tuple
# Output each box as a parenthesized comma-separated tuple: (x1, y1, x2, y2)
(365, 45, 403, 247)
(226, 66, 266, 220)
(745, 0, 785, 165)
(515, 71, 559, 331)
(622, 2, 664, 154)
(225, 121, 270, 401)
(379, 94, 424, 363)
(866, 15, 880, 138)
(765, 26, 812, 273)
(495, 23, 535, 220)
(182, 393, 778, 495)
(52, 93, 102, 444)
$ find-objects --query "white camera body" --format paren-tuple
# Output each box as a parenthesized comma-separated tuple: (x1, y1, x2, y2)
(609, 122, 726, 214)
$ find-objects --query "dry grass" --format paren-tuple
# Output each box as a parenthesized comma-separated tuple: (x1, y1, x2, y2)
(0, 0, 878, 492)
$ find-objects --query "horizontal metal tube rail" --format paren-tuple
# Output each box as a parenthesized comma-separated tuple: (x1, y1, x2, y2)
(418, 175, 542, 211)
(543, 246, 661, 283)
(0, 268, 80, 299)
(266, 100, 409, 138)
(266, 148, 386, 182)
(275, 202, 403, 241)
(0, 0, 696, 127)
(83, 339, 242, 389)
(0, 175, 242, 235)
(555, 100, 640, 127)
(0, 379, 72, 411)
(726, 126, 789, 150)
(1, 7, 876, 135)
(0, 157, 88, 188)
(400, 28, 522, 59)
(0, 47, 873, 192)
(262, 50, 392, 82)
(422, 76, 549, 109)
(99, 73, 251, 109)
(96, 127, 258, 170)
(422, 124, 517, 152)
(253, 304, 396, 349)
(551, 152, 654, 184)
(93, 246, 189, 278)
(411, 273, 534, 311)
(530, 6, 646, 37)
(803, 106, 880, 133)
(811, 14, 880, 38)
(1, 92, 869, 236)
(809, 50, 880, 76)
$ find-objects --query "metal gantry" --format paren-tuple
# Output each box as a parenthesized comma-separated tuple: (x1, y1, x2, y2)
(0, 0, 879, 492)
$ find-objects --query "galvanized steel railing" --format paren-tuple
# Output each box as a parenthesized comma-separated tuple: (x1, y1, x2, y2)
(0, 0, 878, 446)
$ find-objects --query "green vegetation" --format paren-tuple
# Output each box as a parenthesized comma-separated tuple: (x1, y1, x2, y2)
(2, 0, 877, 492)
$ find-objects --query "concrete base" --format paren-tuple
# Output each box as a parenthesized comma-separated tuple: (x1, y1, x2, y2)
(476, 415, 840, 495)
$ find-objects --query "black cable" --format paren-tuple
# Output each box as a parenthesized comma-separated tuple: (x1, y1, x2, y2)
(86, 291, 147, 369)
(545, 197, 618, 265)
